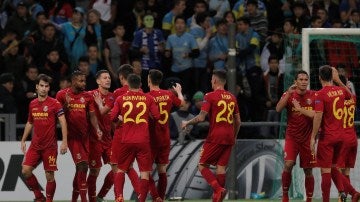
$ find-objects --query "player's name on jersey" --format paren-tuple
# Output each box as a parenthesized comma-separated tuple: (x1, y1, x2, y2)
(122, 95, 146, 101)
(154, 95, 170, 102)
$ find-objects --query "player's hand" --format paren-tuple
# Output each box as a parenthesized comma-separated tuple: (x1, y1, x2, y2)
(172, 83, 182, 94)
(331, 66, 341, 84)
(291, 98, 301, 111)
(65, 92, 71, 104)
(96, 128, 103, 140)
(310, 138, 316, 154)
(93, 91, 103, 107)
(181, 120, 188, 130)
(118, 115, 123, 122)
(21, 141, 26, 154)
(60, 142, 68, 155)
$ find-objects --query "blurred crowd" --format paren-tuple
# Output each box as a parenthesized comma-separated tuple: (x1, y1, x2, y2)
(0, 0, 359, 139)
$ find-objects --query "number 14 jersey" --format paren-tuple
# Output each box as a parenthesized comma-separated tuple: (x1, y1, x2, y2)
(201, 89, 240, 145)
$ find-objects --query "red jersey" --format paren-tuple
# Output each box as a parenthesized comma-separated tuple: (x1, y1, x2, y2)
(314, 86, 351, 137)
(343, 96, 357, 136)
(113, 85, 129, 99)
(110, 90, 160, 143)
(56, 88, 95, 138)
(28, 97, 64, 150)
(284, 90, 315, 143)
(201, 89, 240, 145)
(147, 89, 182, 146)
(88, 89, 115, 143)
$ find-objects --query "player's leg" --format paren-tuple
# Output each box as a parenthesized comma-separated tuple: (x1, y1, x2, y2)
(299, 140, 316, 202)
(97, 146, 114, 201)
(156, 164, 168, 200)
(282, 138, 298, 202)
(44, 171, 56, 202)
(127, 164, 140, 195)
(88, 142, 103, 202)
(88, 168, 100, 202)
(303, 168, 314, 202)
(76, 161, 89, 202)
(22, 148, 45, 201)
(137, 143, 153, 202)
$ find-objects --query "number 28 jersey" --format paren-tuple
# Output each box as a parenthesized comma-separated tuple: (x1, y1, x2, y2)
(201, 89, 240, 145)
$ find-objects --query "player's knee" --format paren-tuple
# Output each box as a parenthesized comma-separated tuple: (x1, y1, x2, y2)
(303, 168, 313, 176)
(216, 166, 226, 174)
(157, 164, 167, 173)
(21, 166, 32, 178)
(284, 161, 294, 172)
(45, 171, 55, 181)
(89, 168, 100, 176)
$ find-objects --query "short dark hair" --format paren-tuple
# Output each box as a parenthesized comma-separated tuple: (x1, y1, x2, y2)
(112, 22, 124, 30)
(36, 73, 52, 84)
(95, 70, 110, 79)
(339, 74, 347, 86)
(71, 70, 86, 80)
(78, 56, 89, 64)
(36, 11, 47, 18)
(117, 64, 134, 78)
(0, 73, 15, 84)
(195, 12, 209, 25)
(43, 23, 56, 30)
(268, 55, 279, 63)
(213, 69, 227, 84)
(237, 17, 250, 25)
(174, 15, 186, 24)
(295, 70, 308, 80)
(148, 69, 163, 86)
(127, 74, 141, 89)
(319, 65, 332, 82)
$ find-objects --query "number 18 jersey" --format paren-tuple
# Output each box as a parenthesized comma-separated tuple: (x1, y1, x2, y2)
(201, 89, 240, 145)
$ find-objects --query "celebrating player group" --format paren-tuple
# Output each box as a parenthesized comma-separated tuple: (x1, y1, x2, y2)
(20, 65, 240, 202)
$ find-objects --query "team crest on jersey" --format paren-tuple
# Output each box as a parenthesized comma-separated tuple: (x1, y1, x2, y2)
(91, 160, 96, 167)
(43, 106, 48, 112)
(76, 153, 82, 160)
(306, 99, 312, 105)
(80, 97, 85, 103)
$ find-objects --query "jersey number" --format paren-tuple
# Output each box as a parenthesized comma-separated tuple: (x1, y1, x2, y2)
(333, 97, 355, 128)
(123, 101, 147, 124)
(158, 102, 169, 124)
(215, 100, 235, 124)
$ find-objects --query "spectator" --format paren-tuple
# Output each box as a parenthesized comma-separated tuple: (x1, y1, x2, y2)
(131, 13, 165, 85)
(103, 22, 131, 80)
(316, 7, 331, 28)
(165, 15, 199, 95)
(260, 28, 285, 74)
(162, 0, 186, 38)
(27, 0, 44, 20)
(186, 0, 208, 28)
(232, 0, 267, 20)
(190, 90, 204, 115)
(48, 0, 74, 25)
(319, 0, 340, 23)
(348, 9, 360, 28)
(260, 56, 283, 138)
(85, 9, 104, 55)
(88, 0, 117, 23)
(0, 73, 17, 114)
(339, 0, 360, 24)
(31, 23, 67, 69)
(291, 2, 310, 34)
(189, 12, 212, 93)
(144, 0, 165, 29)
(243, 0, 268, 44)
(235, 17, 260, 74)
(223, 10, 236, 25)
(169, 94, 194, 143)
(43, 48, 68, 96)
(5, 1, 36, 40)
(59, 76, 71, 89)
(26, 11, 48, 44)
(87, 44, 105, 76)
(263, 0, 285, 32)
(1, 40, 27, 82)
(304, 0, 320, 18)
(209, 0, 231, 23)
(17, 65, 38, 123)
(123, 0, 146, 42)
(0, 29, 17, 56)
(61, 7, 87, 70)
(77, 56, 97, 91)
(208, 19, 228, 70)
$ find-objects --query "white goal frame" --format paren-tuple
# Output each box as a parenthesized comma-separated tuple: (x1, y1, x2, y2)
(302, 28, 360, 77)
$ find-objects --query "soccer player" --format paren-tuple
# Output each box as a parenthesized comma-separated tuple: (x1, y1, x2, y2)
(275, 70, 316, 202)
(21, 74, 68, 202)
(182, 70, 241, 202)
(310, 65, 352, 202)
(87, 70, 115, 202)
(147, 69, 185, 200)
(111, 74, 161, 202)
(56, 71, 102, 202)
(110, 64, 141, 196)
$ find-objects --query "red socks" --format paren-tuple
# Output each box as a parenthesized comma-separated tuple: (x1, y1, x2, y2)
(114, 172, 125, 199)
(200, 168, 221, 192)
(98, 170, 114, 198)
(321, 173, 331, 202)
(26, 174, 44, 199)
(72, 171, 79, 202)
(46, 180, 56, 201)
(87, 174, 97, 202)
(77, 170, 88, 202)
(127, 168, 140, 195)
(139, 179, 149, 202)
(158, 173, 167, 199)
(282, 171, 291, 200)
(148, 176, 159, 199)
(305, 175, 314, 202)
(216, 173, 226, 188)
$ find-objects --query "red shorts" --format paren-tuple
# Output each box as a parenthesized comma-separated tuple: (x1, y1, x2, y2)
(199, 142, 232, 166)
(110, 135, 120, 165)
(151, 145, 170, 165)
(89, 140, 112, 169)
(337, 133, 357, 168)
(317, 135, 344, 168)
(116, 143, 152, 172)
(23, 145, 58, 171)
(284, 138, 316, 168)
(68, 136, 89, 164)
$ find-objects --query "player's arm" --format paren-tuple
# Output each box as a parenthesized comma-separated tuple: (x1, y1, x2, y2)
(276, 84, 296, 112)
(292, 99, 315, 118)
(233, 113, 241, 139)
(331, 66, 353, 96)
(93, 91, 111, 115)
(89, 111, 103, 140)
(172, 83, 185, 106)
(58, 114, 68, 154)
(310, 111, 323, 153)
(181, 110, 208, 129)
(20, 122, 33, 154)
